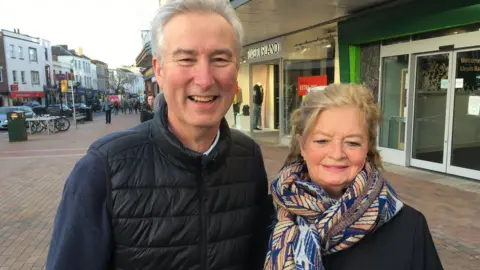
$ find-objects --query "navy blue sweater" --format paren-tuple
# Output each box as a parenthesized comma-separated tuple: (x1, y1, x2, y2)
(46, 152, 112, 270)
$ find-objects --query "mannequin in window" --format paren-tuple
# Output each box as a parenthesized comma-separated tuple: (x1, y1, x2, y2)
(252, 82, 264, 130)
(232, 83, 242, 127)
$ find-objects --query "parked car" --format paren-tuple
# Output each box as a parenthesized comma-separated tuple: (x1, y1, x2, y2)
(0, 106, 36, 129)
(45, 104, 73, 117)
(23, 101, 42, 108)
(69, 103, 90, 111)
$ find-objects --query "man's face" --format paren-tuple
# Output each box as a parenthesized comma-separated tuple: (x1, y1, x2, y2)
(153, 12, 238, 129)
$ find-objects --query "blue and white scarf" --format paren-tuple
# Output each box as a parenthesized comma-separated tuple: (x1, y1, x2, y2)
(264, 161, 403, 270)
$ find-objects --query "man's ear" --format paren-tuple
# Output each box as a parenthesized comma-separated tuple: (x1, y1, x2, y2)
(152, 57, 163, 89)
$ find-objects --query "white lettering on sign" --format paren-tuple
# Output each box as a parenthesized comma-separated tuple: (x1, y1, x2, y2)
(247, 43, 280, 60)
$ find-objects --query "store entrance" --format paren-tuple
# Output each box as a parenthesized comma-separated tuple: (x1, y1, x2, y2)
(410, 48, 480, 180)
(251, 62, 280, 143)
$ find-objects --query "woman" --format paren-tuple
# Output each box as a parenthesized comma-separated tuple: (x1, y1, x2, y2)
(264, 84, 442, 270)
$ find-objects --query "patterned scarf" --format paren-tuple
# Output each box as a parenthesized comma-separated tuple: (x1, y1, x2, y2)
(264, 160, 403, 270)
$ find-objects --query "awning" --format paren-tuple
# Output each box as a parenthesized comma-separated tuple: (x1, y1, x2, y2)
(10, 91, 45, 98)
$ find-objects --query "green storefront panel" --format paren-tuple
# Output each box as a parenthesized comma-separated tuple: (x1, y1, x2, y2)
(338, 0, 480, 82)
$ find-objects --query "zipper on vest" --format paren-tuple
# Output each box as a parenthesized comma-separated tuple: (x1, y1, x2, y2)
(199, 170, 207, 270)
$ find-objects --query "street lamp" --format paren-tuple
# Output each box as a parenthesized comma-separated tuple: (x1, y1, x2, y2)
(70, 59, 77, 122)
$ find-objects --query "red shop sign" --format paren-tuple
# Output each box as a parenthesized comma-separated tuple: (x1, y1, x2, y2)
(297, 75, 327, 96)
(10, 91, 45, 98)
(10, 84, 19, 91)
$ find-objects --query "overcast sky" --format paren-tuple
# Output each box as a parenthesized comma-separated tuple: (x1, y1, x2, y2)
(0, 0, 159, 68)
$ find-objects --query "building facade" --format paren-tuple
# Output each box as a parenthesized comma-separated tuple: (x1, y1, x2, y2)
(1, 29, 54, 106)
(230, 0, 391, 145)
(0, 31, 8, 106)
(337, 0, 480, 181)
(91, 60, 109, 92)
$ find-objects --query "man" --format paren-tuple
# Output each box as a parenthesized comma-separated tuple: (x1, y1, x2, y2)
(140, 95, 154, 122)
(232, 83, 242, 127)
(102, 98, 112, 124)
(46, 0, 272, 269)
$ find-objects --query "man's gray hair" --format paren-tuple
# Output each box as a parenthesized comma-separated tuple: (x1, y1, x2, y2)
(150, 0, 244, 64)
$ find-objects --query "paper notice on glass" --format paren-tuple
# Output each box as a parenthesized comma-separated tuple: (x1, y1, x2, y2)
(441, 79, 449, 89)
(468, 96, 480, 116)
(455, 78, 464, 88)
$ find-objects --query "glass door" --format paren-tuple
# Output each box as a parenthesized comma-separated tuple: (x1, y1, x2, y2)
(410, 52, 453, 172)
(446, 48, 480, 180)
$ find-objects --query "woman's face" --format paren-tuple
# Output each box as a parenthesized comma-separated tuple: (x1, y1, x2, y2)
(301, 106, 369, 196)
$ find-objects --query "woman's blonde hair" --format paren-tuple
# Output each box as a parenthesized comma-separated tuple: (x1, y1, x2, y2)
(284, 83, 383, 169)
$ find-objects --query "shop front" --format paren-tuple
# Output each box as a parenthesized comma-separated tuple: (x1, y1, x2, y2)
(229, 24, 337, 144)
(9, 90, 45, 106)
(338, 0, 480, 181)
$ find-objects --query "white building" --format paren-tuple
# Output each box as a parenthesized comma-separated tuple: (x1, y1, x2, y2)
(1, 29, 54, 105)
(52, 45, 99, 103)
(90, 63, 98, 90)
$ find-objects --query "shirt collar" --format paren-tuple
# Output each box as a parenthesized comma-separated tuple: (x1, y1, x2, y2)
(203, 129, 220, 156)
(168, 126, 220, 156)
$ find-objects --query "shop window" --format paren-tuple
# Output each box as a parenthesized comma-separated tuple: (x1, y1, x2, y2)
(283, 59, 334, 135)
(379, 55, 409, 150)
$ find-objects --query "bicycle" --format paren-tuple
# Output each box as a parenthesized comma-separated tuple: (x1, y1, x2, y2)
(28, 116, 70, 134)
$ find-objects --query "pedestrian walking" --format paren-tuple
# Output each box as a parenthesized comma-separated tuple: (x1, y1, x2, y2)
(46, 1, 272, 269)
(128, 100, 133, 114)
(134, 99, 139, 114)
(113, 102, 119, 115)
(102, 99, 111, 124)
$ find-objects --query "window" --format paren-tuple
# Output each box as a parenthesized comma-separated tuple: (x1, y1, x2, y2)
(45, 48, 48, 61)
(21, 71, 26, 84)
(379, 55, 409, 151)
(29, 48, 38, 62)
(18, 46, 23, 59)
(0, 69, 3, 82)
(9, 45, 15, 58)
(12, 70, 17, 82)
(31, 71, 40, 85)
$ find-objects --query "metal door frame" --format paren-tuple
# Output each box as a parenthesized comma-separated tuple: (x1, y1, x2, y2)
(409, 51, 454, 173)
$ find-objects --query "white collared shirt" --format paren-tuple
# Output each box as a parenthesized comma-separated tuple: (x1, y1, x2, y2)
(203, 129, 220, 156)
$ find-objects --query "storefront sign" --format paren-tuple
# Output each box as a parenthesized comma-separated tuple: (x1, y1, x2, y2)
(55, 74, 68, 81)
(245, 37, 284, 64)
(143, 67, 154, 79)
(297, 75, 327, 96)
(10, 84, 19, 91)
(10, 91, 45, 98)
(248, 43, 280, 60)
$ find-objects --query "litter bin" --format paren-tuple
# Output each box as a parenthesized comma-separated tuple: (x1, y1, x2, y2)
(86, 108, 93, 121)
(7, 111, 28, 142)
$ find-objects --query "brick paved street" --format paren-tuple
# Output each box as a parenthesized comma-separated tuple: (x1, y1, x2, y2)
(0, 113, 479, 269)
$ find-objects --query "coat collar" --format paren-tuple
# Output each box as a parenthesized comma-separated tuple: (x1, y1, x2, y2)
(150, 94, 231, 171)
